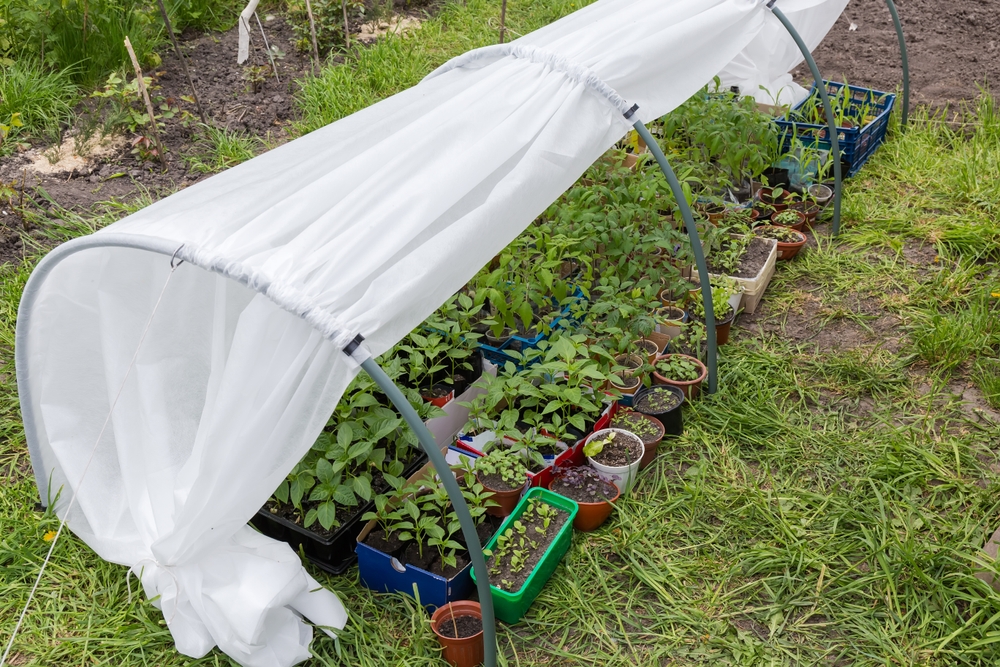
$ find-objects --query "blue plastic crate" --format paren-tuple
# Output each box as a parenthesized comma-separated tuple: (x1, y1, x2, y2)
(476, 286, 587, 368)
(775, 81, 895, 178)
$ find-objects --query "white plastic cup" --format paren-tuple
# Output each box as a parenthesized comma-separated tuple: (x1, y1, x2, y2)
(584, 428, 644, 494)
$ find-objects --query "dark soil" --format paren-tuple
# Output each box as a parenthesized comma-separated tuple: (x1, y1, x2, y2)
(364, 527, 405, 555)
(480, 471, 524, 493)
(708, 236, 773, 278)
(589, 431, 642, 467)
(438, 615, 483, 639)
(0, 14, 313, 247)
(488, 502, 569, 593)
(610, 410, 663, 444)
(796, 0, 1000, 110)
(634, 387, 683, 414)
(403, 541, 437, 571)
(550, 476, 617, 505)
(634, 339, 658, 357)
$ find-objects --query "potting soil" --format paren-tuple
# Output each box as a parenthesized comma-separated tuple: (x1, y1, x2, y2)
(489, 503, 569, 593)
(590, 432, 642, 467)
(438, 615, 483, 639)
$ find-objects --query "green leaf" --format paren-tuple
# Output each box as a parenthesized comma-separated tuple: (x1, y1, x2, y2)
(352, 475, 372, 501)
(316, 458, 335, 485)
(337, 423, 353, 449)
(317, 502, 338, 530)
(333, 484, 357, 505)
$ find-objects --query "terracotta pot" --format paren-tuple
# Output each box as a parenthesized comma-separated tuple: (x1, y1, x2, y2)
(757, 187, 789, 212)
(715, 308, 735, 345)
(633, 338, 660, 364)
(770, 210, 807, 232)
(652, 353, 708, 399)
(633, 412, 665, 469)
(478, 474, 526, 517)
(545, 476, 620, 532)
(758, 226, 807, 260)
(431, 601, 484, 667)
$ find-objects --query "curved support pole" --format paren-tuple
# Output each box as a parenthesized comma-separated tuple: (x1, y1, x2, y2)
(357, 355, 498, 667)
(770, 5, 843, 236)
(632, 121, 717, 394)
(883, 0, 909, 126)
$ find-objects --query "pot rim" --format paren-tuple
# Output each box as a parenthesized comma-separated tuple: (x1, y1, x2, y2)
(584, 427, 644, 467)
(652, 353, 709, 386)
(431, 601, 485, 641)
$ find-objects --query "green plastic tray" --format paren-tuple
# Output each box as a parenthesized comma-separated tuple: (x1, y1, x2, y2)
(471, 487, 578, 624)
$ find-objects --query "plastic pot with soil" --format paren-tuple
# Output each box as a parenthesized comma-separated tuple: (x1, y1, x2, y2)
(655, 305, 688, 339)
(583, 428, 644, 494)
(755, 225, 807, 260)
(545, 464, 620, 531)
(809, 183, 834, 207)
(474, 447, 529, 517)
(633, 338, 660, 364)
(472, 488, 578, 624)
(771, 209, 806, 231)
(431, 601, 484, 667)
(758, 186, 790, 212)
(652, 353, 708, 399)
(631, 385, 684, 438)
(607, 353, 644, 396)
(609, 408, 664, 469)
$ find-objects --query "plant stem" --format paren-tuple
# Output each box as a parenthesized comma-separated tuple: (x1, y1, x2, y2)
(304, 0, 321, 76)
(342, 0, 351, 49)
(156, 0, 209, 126)
(499, 0, 507, 44)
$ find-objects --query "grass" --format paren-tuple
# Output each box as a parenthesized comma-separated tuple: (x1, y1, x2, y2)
(0, 61, 78, 147)
(294, 0, 592, 133)
(183, 125, 263, 173)
(4, 15, 1000, 667)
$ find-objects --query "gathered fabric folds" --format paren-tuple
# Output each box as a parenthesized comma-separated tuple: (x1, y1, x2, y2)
(16, 0, 849, 664)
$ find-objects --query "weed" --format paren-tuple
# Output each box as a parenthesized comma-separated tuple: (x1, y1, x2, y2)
(184, 125, 262, 173)
(0, 60, 77, 144)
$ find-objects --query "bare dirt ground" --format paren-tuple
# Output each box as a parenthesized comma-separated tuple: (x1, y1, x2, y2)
(797, 0, 999, 109)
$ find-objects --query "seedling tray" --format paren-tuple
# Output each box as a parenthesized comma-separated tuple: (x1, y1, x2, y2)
(470, 487, 579, 624)
(775, 81, 895, 178)
(250, 451, 428, 575)
(709, 237, 777, 315)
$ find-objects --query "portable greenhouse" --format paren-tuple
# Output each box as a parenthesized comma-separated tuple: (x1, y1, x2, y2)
(11, 1, 885, 665)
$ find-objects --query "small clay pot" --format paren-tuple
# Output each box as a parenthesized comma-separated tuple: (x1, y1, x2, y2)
(634, 338, 660, 364)
(545, 476, 620, 532)
(431, 601, 484, 667)
(758, 187, 789, 212)
(632, 412, 665, 469)
(758, 226, 807, 260)
(652, 353, 709, 399)
(770, 210, 807, 231)
(477, 474, 527, 517)
(714, 306, 736, 345)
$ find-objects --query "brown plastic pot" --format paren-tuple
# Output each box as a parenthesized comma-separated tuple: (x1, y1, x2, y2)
(652, 353, 709, 399)
(770, 210, 807, 231)
(758, 226, 807, 260)
(633, 412, 665, 469)
(716, 308, 735, 345)
(757, 187, 789, 212)
(545, 476, 620, 531)
(431, 601, 484, 667)
(478, 475, 526, 517)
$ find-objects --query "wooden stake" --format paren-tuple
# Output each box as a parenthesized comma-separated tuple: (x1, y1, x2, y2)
(124, 37, 167, 166)
(341, 0, 350, 49)
(499, 0, 507, 44)
(156, 0, 208, 125)
(304, 0, 321, 76)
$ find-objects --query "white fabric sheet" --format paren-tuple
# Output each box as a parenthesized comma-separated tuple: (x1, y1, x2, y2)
(16, 0, 848, 665)
(718, 0, 851, 106)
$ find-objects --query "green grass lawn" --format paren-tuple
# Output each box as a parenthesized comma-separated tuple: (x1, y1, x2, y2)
(3, 14, 1000, 667)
